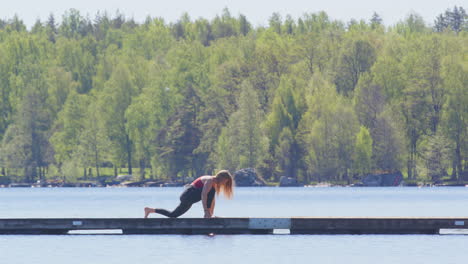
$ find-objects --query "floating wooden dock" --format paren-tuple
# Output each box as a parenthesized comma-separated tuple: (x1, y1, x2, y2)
(0, 217, 467, 235)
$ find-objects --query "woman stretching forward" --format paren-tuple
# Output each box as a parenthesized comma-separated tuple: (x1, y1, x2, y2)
(144, 170, 234, 218)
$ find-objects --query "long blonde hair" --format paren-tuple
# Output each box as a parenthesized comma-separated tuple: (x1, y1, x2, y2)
(214, 170, 234, 199)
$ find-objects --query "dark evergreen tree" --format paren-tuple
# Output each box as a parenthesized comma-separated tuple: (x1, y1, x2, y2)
(434, 6, 467, 33)
(157, 85, 202, 179)
(46, 14, 57, 42)
(370, 12, 383, 29)
(238, 14, 251, 36)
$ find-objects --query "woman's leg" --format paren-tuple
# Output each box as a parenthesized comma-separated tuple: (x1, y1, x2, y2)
(144, 207, 155, 218)
(154, 202, 192, 218)
(144, 186, 201, 218)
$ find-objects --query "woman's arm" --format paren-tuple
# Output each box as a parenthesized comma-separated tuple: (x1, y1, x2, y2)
(209, 196, 216, 216)
(201, 178, 214, 218)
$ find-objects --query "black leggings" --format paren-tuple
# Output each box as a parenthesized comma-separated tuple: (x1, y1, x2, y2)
(154, 186, 215, 218)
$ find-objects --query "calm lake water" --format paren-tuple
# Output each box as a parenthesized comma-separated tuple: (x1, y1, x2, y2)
(1, 187, 468, 264)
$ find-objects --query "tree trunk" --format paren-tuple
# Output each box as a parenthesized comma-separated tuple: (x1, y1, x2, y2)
(407, 139, 418, 180)
(451, 159, 457, 181)
(31, 166, 37, 183)
(39, 167, 43, 181)
(407, 156, 413, 180)
(345, 170, 351, 185)
(24, 167, 29, 183)
(139, 158, 146, 181)
(126, 134, 132, 175)
(114, 165, 118, 177)
(455, 141, 462, 181)
(95, 149, 100, 177)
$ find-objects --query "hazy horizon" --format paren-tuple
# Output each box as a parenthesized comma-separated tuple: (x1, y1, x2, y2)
(1, 0, 466, 28)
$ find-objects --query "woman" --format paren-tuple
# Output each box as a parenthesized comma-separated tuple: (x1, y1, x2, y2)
(144, 170, 234, 218)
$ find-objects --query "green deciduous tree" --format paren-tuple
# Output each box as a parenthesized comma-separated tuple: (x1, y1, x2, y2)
(299, 73, 359, 182)
(214, 80, 266, 171)
(441, 58, 468, 180)
(353, 126, 373, 176)
(57, 37, 97, 93)
(99, 63, 137, 175)
(372, 110, 405, 172)
(1, 64, 51, 182)
(126, 64, 173, 180)
(335, 39, 376, 95)
(50, 91, 87, 172)
(73, 101, 110, 179)
(421, 133, 452, 182)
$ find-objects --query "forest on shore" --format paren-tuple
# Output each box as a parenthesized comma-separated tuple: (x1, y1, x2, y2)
(0, 7, 466, 184)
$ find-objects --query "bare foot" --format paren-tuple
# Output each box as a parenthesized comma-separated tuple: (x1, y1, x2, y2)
(144, 207, 153, 218)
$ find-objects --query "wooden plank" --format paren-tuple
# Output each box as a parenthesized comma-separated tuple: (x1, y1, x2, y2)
(0, 218, 269, 235)
(290, 217, 468, 234)
(0, 217, 467, 235)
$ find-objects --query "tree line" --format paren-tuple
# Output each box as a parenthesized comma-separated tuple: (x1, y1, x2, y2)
(0, 7, 466, 184)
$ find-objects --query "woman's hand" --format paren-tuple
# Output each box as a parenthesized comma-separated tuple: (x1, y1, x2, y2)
(204, 211, 212, 218)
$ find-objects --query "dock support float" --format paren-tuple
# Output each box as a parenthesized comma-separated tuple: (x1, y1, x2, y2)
(0, 217, 467, 235)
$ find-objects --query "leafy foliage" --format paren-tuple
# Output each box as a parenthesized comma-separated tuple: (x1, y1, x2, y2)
(0, 7, 466, 183)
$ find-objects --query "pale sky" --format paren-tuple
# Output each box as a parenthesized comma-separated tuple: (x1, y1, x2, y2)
(1, 0, 466, 28)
